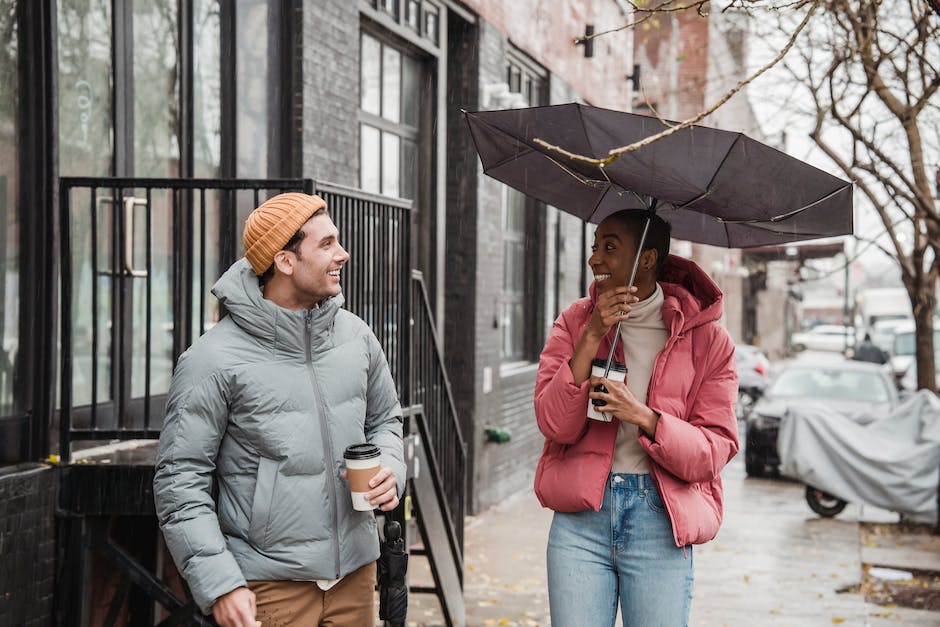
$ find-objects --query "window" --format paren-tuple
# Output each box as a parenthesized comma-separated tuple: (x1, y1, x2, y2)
(0, 0, 18, 416)
(500, 187, 527, 360)
(358, 32, 421, 199)
(500, 48, 547, 363)
(372, 0, 440, 46)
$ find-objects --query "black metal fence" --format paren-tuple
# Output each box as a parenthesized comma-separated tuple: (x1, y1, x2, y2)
(317, 182, 412, 399)
(59, 177, 315, 460)
(410, 271, 468, 553)
(58, 174, 465, 569)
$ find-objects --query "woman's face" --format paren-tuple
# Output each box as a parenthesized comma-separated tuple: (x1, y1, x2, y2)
(588, 217, 654, 291)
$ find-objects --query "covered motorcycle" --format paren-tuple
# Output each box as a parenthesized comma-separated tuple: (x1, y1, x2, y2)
(778, 389, 940, 523)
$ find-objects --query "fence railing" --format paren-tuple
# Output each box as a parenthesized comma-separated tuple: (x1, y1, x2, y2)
(57, 176, 466, 605)
(410, 270, 468, 554)
(316, 182, 412, 399)
(58, 177, 413, 461)
(58, 177, 315, 460)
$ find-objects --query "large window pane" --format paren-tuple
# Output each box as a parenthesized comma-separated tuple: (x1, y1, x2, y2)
(401, 138, 416, 200)
(133, 0, 179, 177)
(361, 34, 381, 116)
(0, 0, 17, 415)
(381, 45, 401, 123)
(381, 132, 400, 197)
(193, 1, 222, 335)
(193, 0, 221, 178)
(237, 0, 272, 176)
(402, 55, 419, 126)
(58, 0, 113, 177)
(58, 0, 114, 406)
(360, 124, 380, 194)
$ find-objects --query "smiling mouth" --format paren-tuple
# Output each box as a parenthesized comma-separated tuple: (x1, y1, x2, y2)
(328, 269, 341, 278)
(594, 273, 611, 282)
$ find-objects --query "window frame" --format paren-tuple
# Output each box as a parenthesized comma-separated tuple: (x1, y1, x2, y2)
(499, 46, 548, 365)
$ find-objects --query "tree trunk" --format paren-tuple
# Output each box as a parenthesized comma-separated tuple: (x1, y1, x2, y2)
(913, 291, 937, 393)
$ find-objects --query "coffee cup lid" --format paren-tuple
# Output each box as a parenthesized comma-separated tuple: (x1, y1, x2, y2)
(591, 358, 627, 373)
(344, 443, 380, 460)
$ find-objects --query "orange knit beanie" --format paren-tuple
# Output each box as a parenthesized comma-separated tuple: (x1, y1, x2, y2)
(243, 192, 327, 275)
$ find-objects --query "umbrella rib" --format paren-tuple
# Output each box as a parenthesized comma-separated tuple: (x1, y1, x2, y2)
(577, 104, 600, 160)
(486, 146, 537, 173)
(686, 133, 743, 209)
(715, 184, 851, 225)
(544, 154, 608, 188)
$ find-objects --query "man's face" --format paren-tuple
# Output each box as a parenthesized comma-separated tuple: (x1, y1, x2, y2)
(289, 214, 349, 303)
(588, 217, 644, 289)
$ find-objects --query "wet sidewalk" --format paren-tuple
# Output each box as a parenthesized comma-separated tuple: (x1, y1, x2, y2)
(405, 456, 940, 626)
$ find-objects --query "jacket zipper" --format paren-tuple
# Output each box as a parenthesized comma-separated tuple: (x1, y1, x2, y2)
(646, 309, 685, 550)
(305, 310, 342, 578)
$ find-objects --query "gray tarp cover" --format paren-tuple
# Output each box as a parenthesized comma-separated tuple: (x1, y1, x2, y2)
(778, 390, 940, 523)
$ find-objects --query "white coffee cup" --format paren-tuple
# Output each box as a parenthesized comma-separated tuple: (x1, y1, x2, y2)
(588, 358, 627, 422)
(344, 443, 381, 511)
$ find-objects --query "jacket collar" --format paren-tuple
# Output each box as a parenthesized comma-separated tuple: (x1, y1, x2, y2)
(211, 258, 343, 355)
(588, 254, 724, 337)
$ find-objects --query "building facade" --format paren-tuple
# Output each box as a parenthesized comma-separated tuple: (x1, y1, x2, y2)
(0, 0, 633, 624)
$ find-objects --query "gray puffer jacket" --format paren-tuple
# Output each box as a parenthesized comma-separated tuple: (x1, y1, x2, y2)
(153, 258, 405, 614)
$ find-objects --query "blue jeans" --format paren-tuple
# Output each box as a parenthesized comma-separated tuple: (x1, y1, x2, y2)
(547, 473, 694, 627)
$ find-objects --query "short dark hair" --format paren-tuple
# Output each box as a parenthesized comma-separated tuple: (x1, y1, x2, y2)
(604, 209, 671, 278)
(258, 206, 328, 286)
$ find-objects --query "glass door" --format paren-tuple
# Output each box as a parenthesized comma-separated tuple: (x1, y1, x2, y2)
(58, 0, 223, 434)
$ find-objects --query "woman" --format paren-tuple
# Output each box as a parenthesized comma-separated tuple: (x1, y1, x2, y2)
(534, 209, 739, 626)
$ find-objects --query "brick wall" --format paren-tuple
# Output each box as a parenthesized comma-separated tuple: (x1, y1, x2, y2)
(0, 465, 55, 626)
(466, 20, 510, 513)
(301, 0, 360, 186)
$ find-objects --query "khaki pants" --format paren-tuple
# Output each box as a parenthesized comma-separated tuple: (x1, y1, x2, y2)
(248, 562, 376, 626)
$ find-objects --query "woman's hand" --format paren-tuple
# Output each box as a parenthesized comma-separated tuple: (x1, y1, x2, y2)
(588, 376, 659, 438)
(585, 286, 638, 339)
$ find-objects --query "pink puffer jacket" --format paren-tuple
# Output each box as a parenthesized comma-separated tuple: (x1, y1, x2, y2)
(534, 254, 739, 547)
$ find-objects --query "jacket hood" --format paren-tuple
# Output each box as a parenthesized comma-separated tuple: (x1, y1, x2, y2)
(210, 258, 345, 354)
(588, 254, 723, 333)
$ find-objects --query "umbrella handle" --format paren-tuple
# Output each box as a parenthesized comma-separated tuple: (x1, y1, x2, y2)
(601, 214, 652, 378)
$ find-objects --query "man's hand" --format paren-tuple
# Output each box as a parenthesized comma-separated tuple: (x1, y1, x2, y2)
(212, 587, 260, 627)
(366, 466, 399, 511)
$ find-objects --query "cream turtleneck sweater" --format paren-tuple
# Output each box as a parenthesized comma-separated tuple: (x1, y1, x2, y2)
(611, 283, 668, 474)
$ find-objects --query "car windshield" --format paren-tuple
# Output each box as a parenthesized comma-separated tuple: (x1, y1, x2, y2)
(893, 329, 940, 357)
(768, 367, 891, 403)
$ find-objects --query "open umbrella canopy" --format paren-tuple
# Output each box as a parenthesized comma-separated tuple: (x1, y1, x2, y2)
(465, 103, 853, 248)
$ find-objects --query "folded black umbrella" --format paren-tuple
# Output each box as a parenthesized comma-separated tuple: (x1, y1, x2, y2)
(464, 103, 853, 249)
(378, 520, 408, 626)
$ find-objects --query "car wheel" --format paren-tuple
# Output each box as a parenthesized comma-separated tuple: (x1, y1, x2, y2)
(805, 485, 848, 517)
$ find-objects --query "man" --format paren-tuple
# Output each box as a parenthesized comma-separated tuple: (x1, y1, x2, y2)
(853, 332, 889, 364)
(154, 192, 405, 626)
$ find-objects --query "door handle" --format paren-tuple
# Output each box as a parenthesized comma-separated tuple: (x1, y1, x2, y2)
(123, 197, 149, 278)
(93, 195, 149, 278)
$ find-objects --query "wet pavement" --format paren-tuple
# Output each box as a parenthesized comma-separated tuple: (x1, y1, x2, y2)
(403, 452, 940, 626)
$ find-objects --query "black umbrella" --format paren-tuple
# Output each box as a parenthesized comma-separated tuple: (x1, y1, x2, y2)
(464, 102, 853, 378)
(378, 519, 408, 627)
(464, 103, 853, 249)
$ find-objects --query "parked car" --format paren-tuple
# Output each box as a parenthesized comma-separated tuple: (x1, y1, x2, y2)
(744, 360, 898, 477)
(887, 321, 940, 391)
(735, 344, 770, 420)
(790, 324, 855, 353)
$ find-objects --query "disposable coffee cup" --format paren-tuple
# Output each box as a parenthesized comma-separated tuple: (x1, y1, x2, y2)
(588, 358, 627, 422)
(344, 443, 381, 511)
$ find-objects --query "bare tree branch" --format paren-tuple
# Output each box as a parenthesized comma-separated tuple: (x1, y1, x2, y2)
(538, 1, 820, 165)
